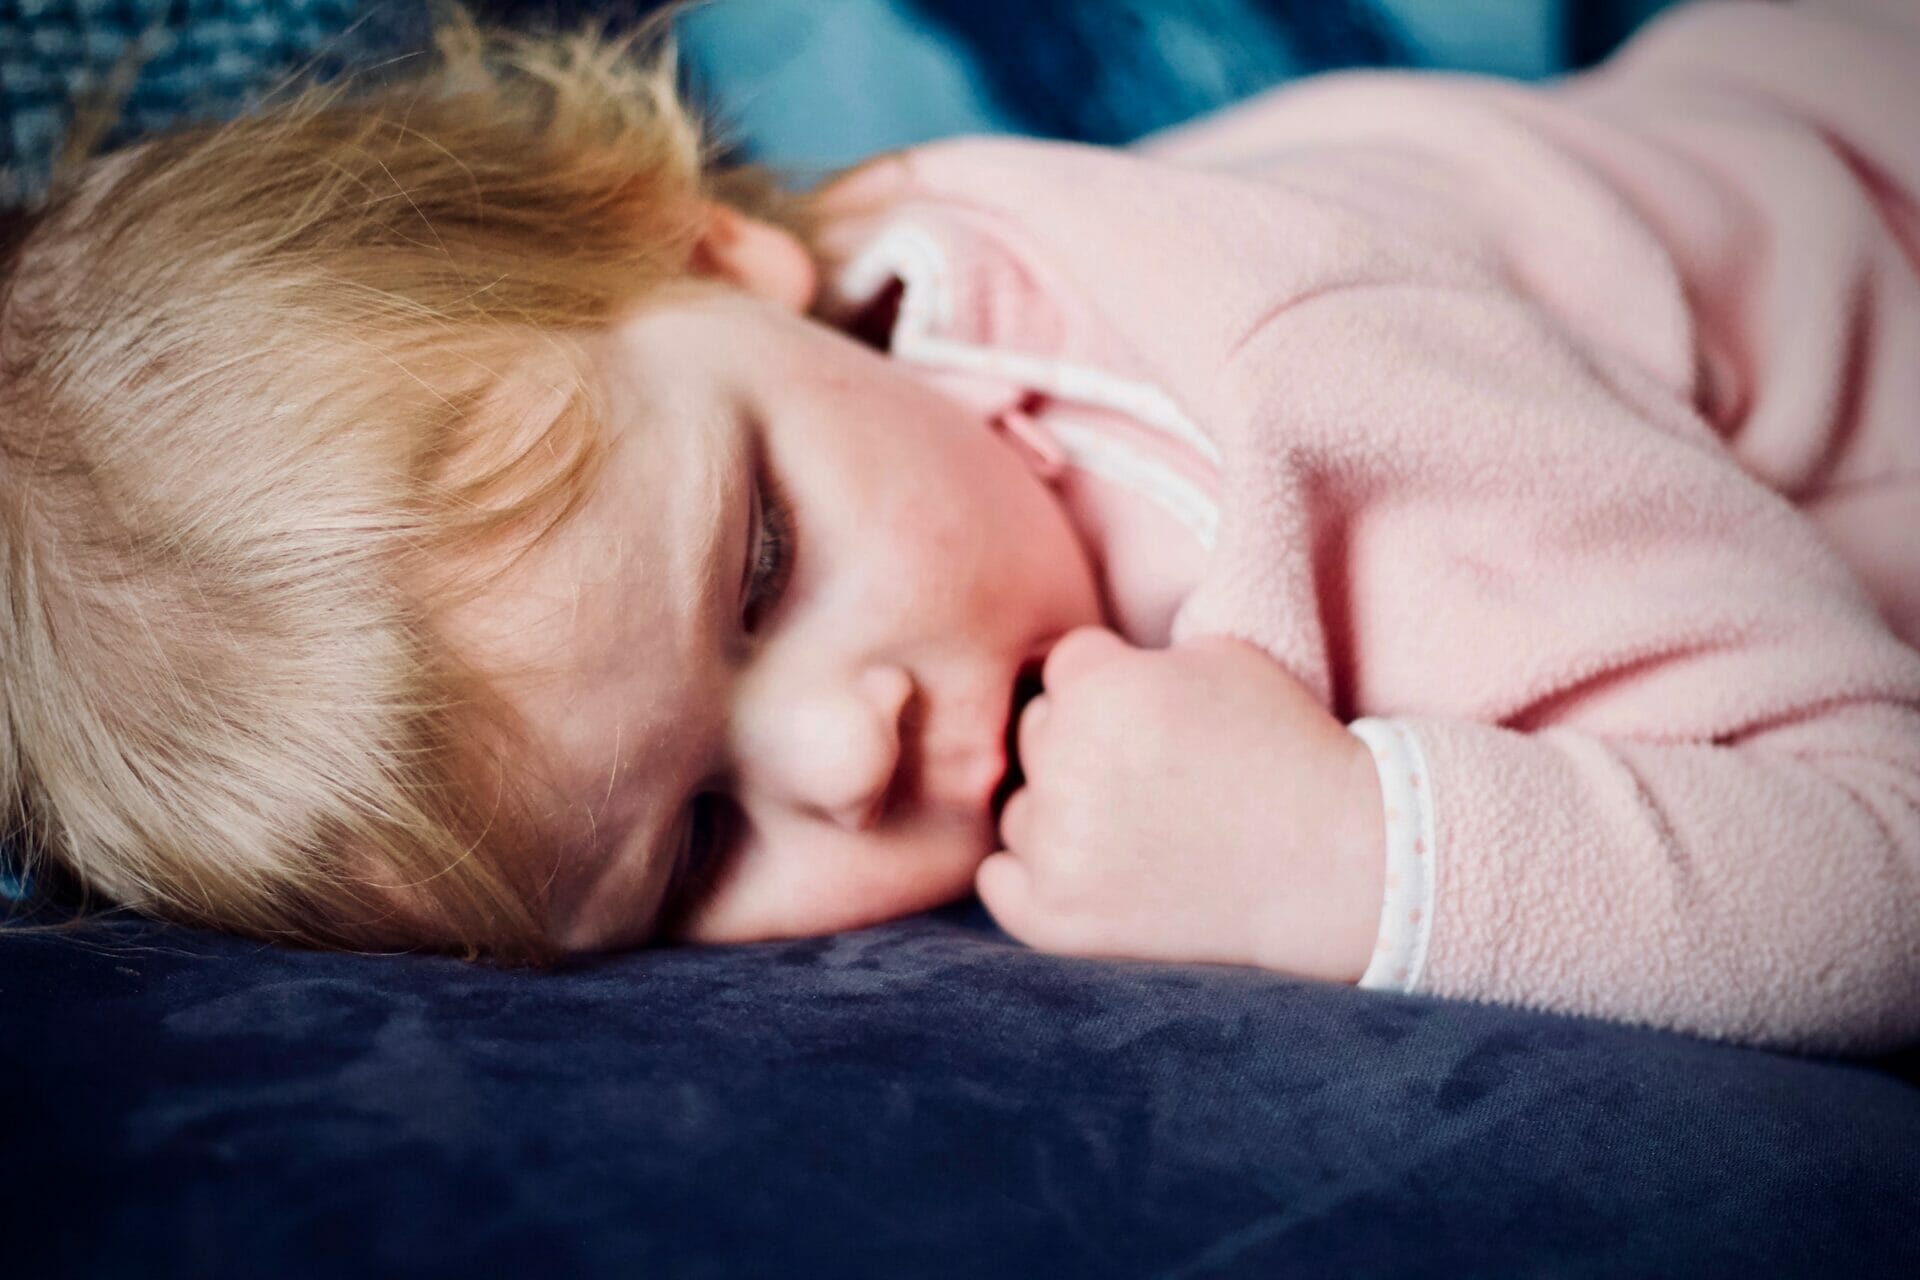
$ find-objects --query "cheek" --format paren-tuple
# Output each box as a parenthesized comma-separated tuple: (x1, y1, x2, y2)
(803, 863, 971, 933)
(888, 431, 1046, 559)
(846, 461, 997, 589)
(676, 825, 984, 944)
(876, 509, 1014, 636)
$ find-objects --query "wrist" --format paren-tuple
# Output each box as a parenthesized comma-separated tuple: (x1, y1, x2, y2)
(1248, 723, 1387, 983)
(1328, 732, 1388, 983)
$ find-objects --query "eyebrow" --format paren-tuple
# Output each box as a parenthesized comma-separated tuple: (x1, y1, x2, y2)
(672, 409, 746, 625)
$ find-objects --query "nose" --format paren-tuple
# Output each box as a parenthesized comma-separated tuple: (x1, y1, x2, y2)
(731, 662, 913, 832)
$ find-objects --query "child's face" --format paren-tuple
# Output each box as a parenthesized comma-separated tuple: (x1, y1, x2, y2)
(454, 284, 1104, 952)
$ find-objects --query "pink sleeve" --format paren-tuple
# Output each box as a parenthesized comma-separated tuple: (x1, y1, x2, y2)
(1177, 280, 1920, 1056)
(1390, 0, 1920, 1054)
(1122, 0, 1920, 1052)
(1400, 705, 1920, 1055)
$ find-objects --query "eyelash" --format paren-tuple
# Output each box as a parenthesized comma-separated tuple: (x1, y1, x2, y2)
(673, 464, 797, 903)
(742, 464, 795, 635)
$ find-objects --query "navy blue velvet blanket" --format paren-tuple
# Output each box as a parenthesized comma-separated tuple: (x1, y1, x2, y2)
(7, 902, 1920, 1277)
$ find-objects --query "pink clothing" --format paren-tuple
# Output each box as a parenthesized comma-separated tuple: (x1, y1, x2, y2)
(813, 0, 1920, 1054)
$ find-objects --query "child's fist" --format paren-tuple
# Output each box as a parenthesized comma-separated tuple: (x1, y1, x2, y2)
(978, 627, 1385, 983)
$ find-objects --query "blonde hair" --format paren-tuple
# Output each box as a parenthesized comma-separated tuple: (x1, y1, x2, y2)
(0, 1, 804, 960)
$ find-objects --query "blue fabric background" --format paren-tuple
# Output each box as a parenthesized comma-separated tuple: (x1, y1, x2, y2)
(6, 901, 1919, 1277)
(6, 2, 1919, 1276)
(4, 0, 1682, 197)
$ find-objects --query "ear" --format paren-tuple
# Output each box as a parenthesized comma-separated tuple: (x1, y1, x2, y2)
(689, 203, 818, 313)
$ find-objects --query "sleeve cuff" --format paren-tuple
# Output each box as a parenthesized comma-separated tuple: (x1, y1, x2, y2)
(1347, 718, 1439, 993)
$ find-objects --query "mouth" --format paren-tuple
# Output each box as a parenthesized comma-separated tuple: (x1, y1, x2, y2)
(991, 657, 1046, 821)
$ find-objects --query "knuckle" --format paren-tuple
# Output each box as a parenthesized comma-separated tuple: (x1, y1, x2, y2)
(1051, 799, 1108, 864)
(1040, 624, 1114, 689)
(1108, 658, 1187, 722)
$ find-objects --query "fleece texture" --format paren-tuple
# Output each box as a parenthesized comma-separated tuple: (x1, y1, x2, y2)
(813, 0, 1920, 1054)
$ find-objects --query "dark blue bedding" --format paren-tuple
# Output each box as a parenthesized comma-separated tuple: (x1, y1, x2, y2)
(6, 2, 1919, 1275)
(7, 901, 1919, 1278)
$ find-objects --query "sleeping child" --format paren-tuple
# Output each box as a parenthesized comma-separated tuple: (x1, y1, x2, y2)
(2, 0, 1916, 1054)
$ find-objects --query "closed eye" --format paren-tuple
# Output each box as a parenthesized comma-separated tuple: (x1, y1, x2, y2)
(742, 463, 795, 634)
(665, 456, 795, 924)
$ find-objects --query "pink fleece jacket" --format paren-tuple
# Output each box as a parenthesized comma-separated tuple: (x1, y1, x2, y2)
(812, 0, 1920, 1054)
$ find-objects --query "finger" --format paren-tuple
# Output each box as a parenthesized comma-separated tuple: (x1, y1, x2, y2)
(1016, 692, 1049, 774)
(975, 850, 1060, 952)
(1041, 624, 1132, 691)
(976, 852, 1081, 956)
(996, 784, 1035, 853)
(974, 850, 1029, 931)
